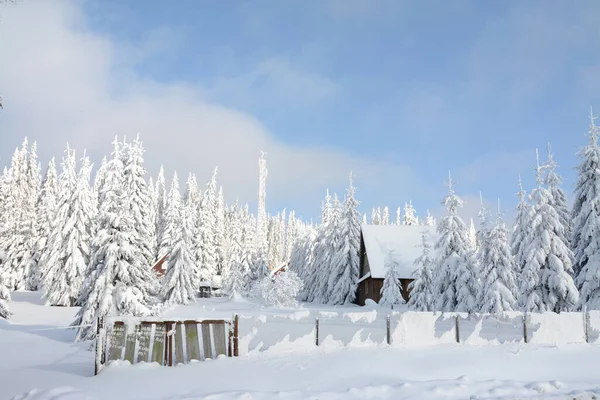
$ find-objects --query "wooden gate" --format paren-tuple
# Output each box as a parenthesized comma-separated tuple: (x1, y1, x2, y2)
(95, 316, 240, 374)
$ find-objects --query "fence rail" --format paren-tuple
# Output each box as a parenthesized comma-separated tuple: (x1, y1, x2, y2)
(95, 316, 240, 375)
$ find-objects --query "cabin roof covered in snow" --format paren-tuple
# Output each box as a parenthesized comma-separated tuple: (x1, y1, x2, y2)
(361, 224, 437, 279)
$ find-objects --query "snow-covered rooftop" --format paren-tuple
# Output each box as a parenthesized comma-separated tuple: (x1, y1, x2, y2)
(361, 224, 437, 279)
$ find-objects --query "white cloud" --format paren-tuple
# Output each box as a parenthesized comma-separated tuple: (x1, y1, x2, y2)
(0, 0, 415, 217)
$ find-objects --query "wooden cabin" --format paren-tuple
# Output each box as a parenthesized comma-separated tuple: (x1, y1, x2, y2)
(355, 224, 437, 305)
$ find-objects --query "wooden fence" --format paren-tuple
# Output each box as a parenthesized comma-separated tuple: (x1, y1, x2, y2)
(95, 316, 240, 374)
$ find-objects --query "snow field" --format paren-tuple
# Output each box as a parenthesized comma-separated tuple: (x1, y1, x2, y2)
(5, 293, 600, 400)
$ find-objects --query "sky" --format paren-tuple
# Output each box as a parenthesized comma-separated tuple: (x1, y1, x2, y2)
(1, 0, 599, 223)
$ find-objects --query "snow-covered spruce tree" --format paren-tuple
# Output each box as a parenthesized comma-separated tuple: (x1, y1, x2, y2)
(477, 203, 518, 313)
(0, 278, 10, 319)
(433, 172, 476, 312)
(28, 158, 59, 290)
(519, 150, 579, 312)
(574, 111, 600, 307)
(225, 204, 253, 297)
(257, 270, 303, 308)
(407, 230, 436, 311)
(328, 173, 361, 305)
(73, 141, 153, 342)
(93, 156, 107, 203)
(476, 193, 490, 256)
(44, 152, 95, 306)
(467, 218, 477, 251)
(154, 165, 167, 259)
(545, 143, 572, 251)
(404, 201, 418, 225)
(162, 184, 196, 305)
(197, 168, 219, 287)
(284, 211, 298, 263)
(2, 139, 41, 290)
(395, 207, 401, 225)
(380, 251, 404, 307)
(305, 190, 333, 303)
(315, 194, 342, 303)
(381, 206, 390, 225)
(371, 207, 380, 225)
(425, 210, 436, 226)
(121, 135, 155, 267)
(215, 186, 227, 275)
(157, 172, 181, 260)
(183, 173, 201, 285)
(510, 175, 530, 275)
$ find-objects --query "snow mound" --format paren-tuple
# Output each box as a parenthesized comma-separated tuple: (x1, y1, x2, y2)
(11, 388, 92, 400)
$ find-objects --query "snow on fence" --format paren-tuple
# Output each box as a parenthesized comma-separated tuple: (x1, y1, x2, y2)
(94, 311, 598, 372)
(95, 316, 240, 374)
(238, 311, 597, 354)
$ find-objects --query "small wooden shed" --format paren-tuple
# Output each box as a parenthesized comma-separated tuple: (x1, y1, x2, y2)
(152, 254, 168, 277)
(356, 224, 437, 305)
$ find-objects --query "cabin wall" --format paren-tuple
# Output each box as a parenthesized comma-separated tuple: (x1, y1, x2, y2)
(357, 278, 415, 305)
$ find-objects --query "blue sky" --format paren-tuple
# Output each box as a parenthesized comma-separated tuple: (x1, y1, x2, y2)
(1, 0, 600, 222)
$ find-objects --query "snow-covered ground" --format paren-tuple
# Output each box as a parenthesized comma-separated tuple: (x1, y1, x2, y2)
(2, 292, 600, 400)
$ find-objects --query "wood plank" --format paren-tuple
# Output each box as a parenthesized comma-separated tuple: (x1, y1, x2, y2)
(107, 322, 126, 362)
(212, 323, 227, 357)
(124, 325, 138, 364)
(201, 324, 212, 359)
(136, 323, 153, 363)
(175, 323, 185, 365)
(185, 323, 201, 361)
(151, 323, 166, 365)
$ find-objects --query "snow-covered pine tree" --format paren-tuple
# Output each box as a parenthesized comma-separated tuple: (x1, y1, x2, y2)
(73, 140, 154, 342)
(519, 150, 579, 312)
(0, 277, 10, 319)
(198, 168, 219, 287)
(315, 194, 342, 303)
(157, 172, 181, 261)
(425, 210, 436, 226)
(92, 156, 107, 203)
(574, 111, 600, 307)
(225, 204, 253, 297)
(215, 186, 226, 276)
(284, 211, 298, 263)
(371, 207, 380, 225)
(2, 139, 40, 290)
(327, 173, 361, 305)
(305, 190, 333, 303)
(28, 158, 59, 290)
(510, 175, 530, 275)
(468, 218, 477, 251)
(183, 173, 201, 284)
(154, 165, 167, 259)
(477, 201, 518, 313)
(433, 172, 474, 312)
(44, 152, 95, 306)
(121, 135, 155, 267)
(162, 182, 196, 305)
(382, 206, 390, 225)
(380, 251, 404, 307)
(404, 201, 418, 225)
(545, 143, 572, 250)
(407, 230, 435, 311)
(363, 214, 368, 224)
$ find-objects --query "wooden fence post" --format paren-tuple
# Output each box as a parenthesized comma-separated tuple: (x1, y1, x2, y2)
(315, 318, 320, 346)
(233, 314, 239, 357)
(386, 315, 391, 345)
(455, 315, 460, 343)
(523, 313, 528, 344)
(584, 307, 589, 344)
(94, 317, 104, 375)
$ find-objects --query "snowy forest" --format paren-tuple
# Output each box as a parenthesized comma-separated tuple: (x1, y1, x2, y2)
(2, 111, 600, 341)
